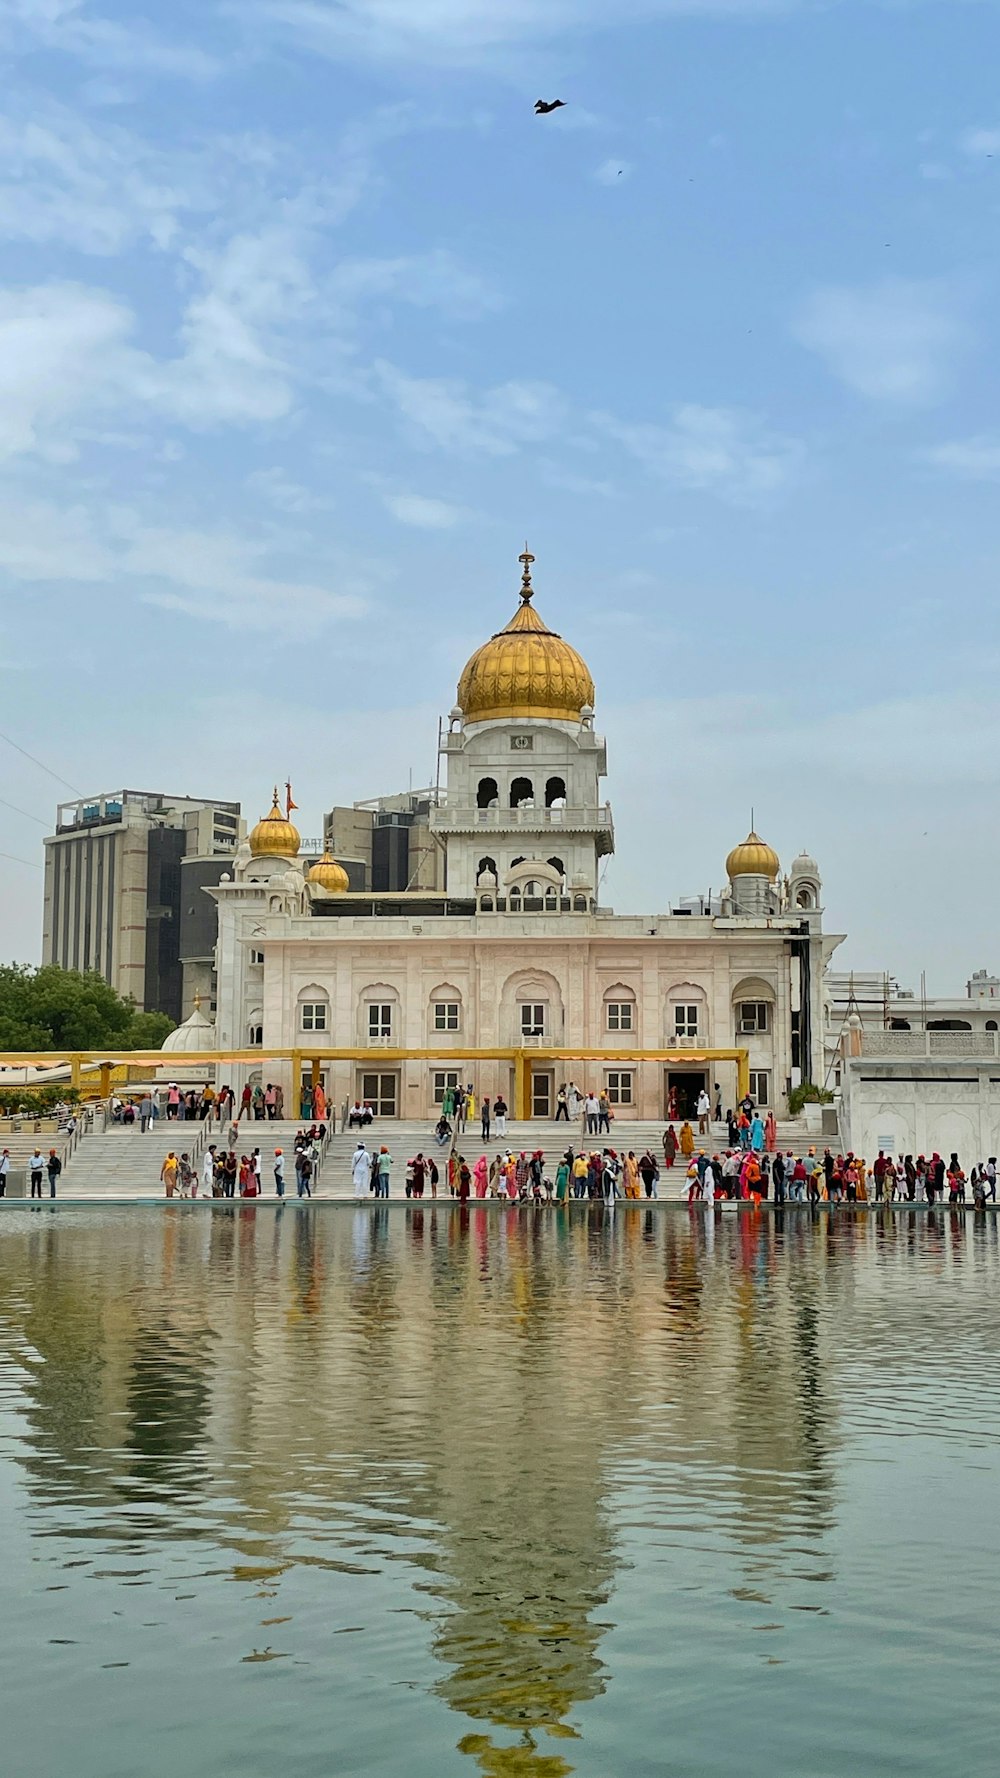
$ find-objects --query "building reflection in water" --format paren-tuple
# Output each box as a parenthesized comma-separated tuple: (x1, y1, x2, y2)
(1, 1203, 983, 1774)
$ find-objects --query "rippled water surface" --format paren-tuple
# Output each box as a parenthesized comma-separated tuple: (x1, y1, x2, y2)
(2, 1204, 999, 1777)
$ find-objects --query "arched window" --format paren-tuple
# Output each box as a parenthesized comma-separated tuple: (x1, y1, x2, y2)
(510, 777, 534, 808)
(796, 888, 814, 909)
(927, 1019, 972, 1032)
(545, 776, 567, 808)
(604, 984, 637, 1034)
(476, 856, 498, 883)
(547, 857, 565, 883)
(890, 1018, 911, 1031)
(477, 777, 499, 809)
(297, 983, 330, 1033)
(479, 894, 494, 912)
(430, 984, 463, 1037)
(573, 894, 588, 912)
(987, 1020, 998, 1033)
(248, 1014, 263, 1046)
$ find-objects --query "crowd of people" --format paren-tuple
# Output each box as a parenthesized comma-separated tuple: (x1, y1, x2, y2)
(159, 1126, 327, 1198)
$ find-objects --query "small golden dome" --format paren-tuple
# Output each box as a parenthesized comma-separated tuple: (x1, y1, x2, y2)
(249, 790, 301, 859)
(457, 548, 595, 724)
(307, 852, 349, 894)
(727, 831, 780, 881)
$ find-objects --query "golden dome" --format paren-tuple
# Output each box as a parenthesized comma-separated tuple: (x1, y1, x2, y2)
(307, 852, 349, 894)
(726, 830, 780, 881)
(457, 549, 595, 724)
(249, 789, 301, 859)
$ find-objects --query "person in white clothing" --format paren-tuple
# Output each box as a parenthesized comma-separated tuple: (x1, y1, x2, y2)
(0, 1149, 9, 1196)
(200, 1146, 216, 1199)
(352, 1142, 371, 1199)
(696, 1089, 711, 1136)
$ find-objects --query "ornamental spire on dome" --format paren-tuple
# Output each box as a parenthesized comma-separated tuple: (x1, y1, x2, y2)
(519, 544, 535, 602)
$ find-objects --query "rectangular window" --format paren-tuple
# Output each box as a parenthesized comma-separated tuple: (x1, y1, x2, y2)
(673, 1003, 699, 1038)
(749, 1070, 770, 1105)
(433, 1002, 460, 1032)
(606, 1071, 633, 1105)
(739, 1001, 769, 1034)
(519, 1002, 546, 1037)
(607, 1001, 634, 1031)
(368, 1002, 392, 1040)
(433, 1070, 460, 1105)
(301, 1003, 327, 1031)
(250, 950, 265, 965)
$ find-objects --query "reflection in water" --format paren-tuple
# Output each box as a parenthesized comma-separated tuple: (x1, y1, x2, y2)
(1, 1205, 999, 1778)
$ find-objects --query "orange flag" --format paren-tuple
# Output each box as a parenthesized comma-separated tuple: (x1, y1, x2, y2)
(285, 780, 298, 816)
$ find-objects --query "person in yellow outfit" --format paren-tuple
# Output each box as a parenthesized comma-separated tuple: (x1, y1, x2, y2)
(623, 1152, 640, 1198)
(679, 1121, 695, 1158)
(572, 1153, 589, 1199)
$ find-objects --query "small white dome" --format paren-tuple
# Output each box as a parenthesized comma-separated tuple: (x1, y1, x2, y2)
(789, 850, 819, 877)
(161, 1001, 217, 1054)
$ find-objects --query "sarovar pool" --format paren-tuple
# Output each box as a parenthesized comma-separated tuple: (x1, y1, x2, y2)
(1, 1203, 997, 1777)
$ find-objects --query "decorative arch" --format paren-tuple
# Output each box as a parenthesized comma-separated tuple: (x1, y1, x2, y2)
(547, 856, 566, 883)
(510, 776, 534, 809)
(476, 856, 498, 884)
(477, 777, 499, 809)
(499, 967, 565, 1046)
(357, 980, 401, 1046)
(545, 776, 567, 808)
(795, 886, 816, 909)
(665, 979, 709, 1043)
(429, 982, 463, 1040)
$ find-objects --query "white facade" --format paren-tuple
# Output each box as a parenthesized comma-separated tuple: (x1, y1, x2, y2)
(209, 564, 836, 1120)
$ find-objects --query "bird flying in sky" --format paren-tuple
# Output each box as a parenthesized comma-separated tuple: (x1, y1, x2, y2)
(534, 99, 566, 115)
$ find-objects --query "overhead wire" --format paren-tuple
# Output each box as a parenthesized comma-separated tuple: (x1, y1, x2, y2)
(0, 850, 41, 869)
(0, 794, 48, 826)
(0, 729, 81, 796)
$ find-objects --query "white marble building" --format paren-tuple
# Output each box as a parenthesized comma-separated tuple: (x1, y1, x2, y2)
(210, 553, 839, 1120)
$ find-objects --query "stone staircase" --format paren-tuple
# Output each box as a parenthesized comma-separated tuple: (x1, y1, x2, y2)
(42, 1115, 825, 1201)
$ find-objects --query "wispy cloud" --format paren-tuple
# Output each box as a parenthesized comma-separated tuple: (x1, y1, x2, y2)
(374, 360, 565, 455)
(382, 491, 470, 528)
(922, 436, 1000, 481)
(0, 492, 370, 630)
(238, 0, 789, 67)
(960, 126, 1000, 157)
(0, 0, 220, 79)
(794, 278, 967, 404)
(593, 403, 802, 504)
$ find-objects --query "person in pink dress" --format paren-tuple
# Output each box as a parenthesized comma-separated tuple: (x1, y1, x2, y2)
(764, 1110, 777, 1153)
(473, 1156, 489, 1198)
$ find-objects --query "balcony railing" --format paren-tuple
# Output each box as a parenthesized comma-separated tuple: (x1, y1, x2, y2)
(431, 804, 614, 833)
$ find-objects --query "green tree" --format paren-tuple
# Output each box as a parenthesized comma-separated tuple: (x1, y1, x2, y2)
(0, 964, 174, 1051)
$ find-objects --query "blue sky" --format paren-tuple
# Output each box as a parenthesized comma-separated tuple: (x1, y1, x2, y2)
(1, 0, 999, 989)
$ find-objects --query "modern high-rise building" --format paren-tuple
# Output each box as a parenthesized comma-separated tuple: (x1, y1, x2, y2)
(42, 790, 244, 1022)
(324, 789, 444, 893)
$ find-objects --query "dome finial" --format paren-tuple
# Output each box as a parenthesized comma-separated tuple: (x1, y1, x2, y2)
(519, 543, 535, 603)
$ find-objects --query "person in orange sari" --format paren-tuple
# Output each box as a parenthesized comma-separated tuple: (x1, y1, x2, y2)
(313, 1082, 327, 1123)
(679, 1121, 695, 1158)
(764, 1110, 777, 1153)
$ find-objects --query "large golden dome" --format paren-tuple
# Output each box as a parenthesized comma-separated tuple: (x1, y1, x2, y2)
(457, 550, 595, 724)
(307, 851, 349, 894)
(726, 830, 780, 881)
(249, 790, 301, 859)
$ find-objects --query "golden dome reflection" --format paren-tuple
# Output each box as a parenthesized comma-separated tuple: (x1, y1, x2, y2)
(457, 550, 595, 725)
(726, 830, 780, 881)
(307, 852, 349, 894)
(249, 790, 301, 859)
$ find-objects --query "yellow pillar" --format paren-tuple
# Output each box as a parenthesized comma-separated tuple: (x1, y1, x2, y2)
(99, 1062, 111, 1100)
(736, 1049, 750, 1101)
(291, 1049, 302, 1113)
(311, 1056, 320, 1090)
(70, 1055, 82, 1092)
(515, 1052, 530, 1121)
